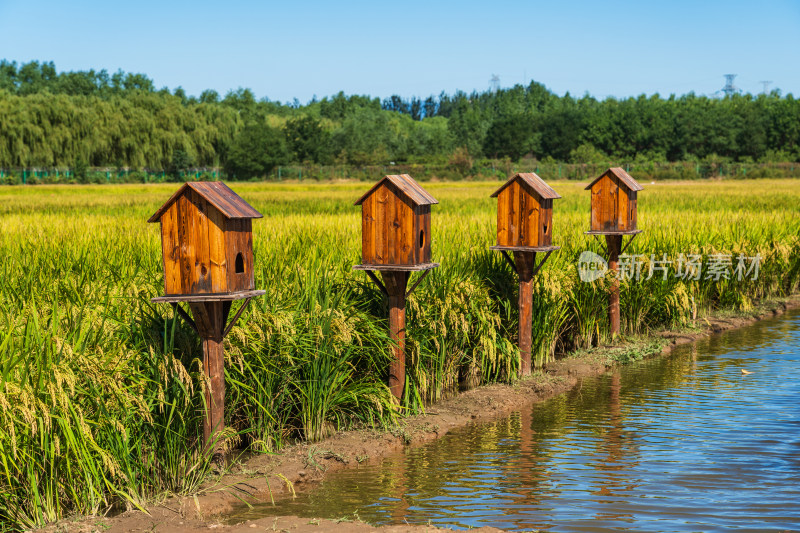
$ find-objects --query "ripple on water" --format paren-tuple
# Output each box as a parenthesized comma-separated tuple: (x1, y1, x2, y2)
(226, 309, 800, 532)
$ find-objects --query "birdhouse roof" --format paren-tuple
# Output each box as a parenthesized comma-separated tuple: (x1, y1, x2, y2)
(147, 181, 263, 223)
(584, 167, 644, 192)
(490, 172, 561, 200)
(354, 174, 438, 206)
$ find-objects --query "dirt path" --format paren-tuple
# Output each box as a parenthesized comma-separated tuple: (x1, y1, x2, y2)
(42, 296, 799, 533)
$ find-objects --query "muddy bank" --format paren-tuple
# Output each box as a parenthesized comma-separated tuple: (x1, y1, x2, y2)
(41, 296, 800, 533)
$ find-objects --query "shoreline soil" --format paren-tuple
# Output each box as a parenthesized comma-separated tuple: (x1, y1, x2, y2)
(41, 295, 800, 533)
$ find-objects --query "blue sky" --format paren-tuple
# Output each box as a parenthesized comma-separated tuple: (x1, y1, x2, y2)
(0, 0, 797, 103)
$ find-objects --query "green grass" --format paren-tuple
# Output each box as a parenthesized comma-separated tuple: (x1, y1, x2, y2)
(0, 178, 799, 530)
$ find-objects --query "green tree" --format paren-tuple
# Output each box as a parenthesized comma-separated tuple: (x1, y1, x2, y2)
(539, 107, 583, 160)
(224, 122, 289, 179)
(448, 96, 489, 157)
(73, 156, 89, 183)
(569, 143, 608, 164)
(483, 113, 538, 159)
(284, 115, 331, 164)
(167, 149, 194, 180)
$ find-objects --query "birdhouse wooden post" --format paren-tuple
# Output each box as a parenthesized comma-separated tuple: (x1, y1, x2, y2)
(353, 175, 439, 400)
(584, 168, 644, 337)
(148, 182, 265, 453)
(489, 173, 561, 376)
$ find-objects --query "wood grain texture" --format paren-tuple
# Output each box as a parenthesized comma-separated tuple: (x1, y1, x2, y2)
(514, 251, 536, 376)
(381, 271, 409, 400)
(352, 262, 439, 272)
(161, 203, 182, 295)
(206, 199, 228, 293)
(598, 177, 607, 230)
(357, 176, 435, 267)
(361, 193, 376, 264)
(591, 181, 602, 231)
(151, 289, 265, 303)
(591, 174, 625, 231)
(176, 195, 193, 294)
(584, 168, 643, 193)
(224, 219, 238, 292)
(617, 183, 629, 231)
(202, 336, 225, 451)
(189, 190, 212, 294)
(609, 174, 620, 231)
(148, 181, 262, 222)
(522, 184, 541, 247)
(354, 174, 438, 207)
(387, 184, 399, 264)
(414, 208, 423, 264)
(601, 175, 612, 230)
(496, 187, 508, 246)
(421, 205, 431, 263)
(587, 170, 641, 233)
(243, 220, 254, 289)
(507, 181, 519, 245)
(539, 199, 552, 246)
(490, 173, 560, 199)
(605, 235, 622, 336)
(152, 183, 260, 297)
(187, 300, 231, 453)
(225, 219, 254, 292)
(363, 185, 415, 265)
(489, 245, 560, 252)
(400, 193, 413, 264)
(518, 182, 528, 246)
(375, 184, 389, 264)
(497, 179, 554, 248)
(584, 229, 643, 236)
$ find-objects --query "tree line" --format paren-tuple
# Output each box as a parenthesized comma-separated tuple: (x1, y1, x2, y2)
(1, 60, 798, 180)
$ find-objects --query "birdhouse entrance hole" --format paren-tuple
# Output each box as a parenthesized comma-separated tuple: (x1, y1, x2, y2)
(419, 229, 425, 250)
(235, 252, 245, 274)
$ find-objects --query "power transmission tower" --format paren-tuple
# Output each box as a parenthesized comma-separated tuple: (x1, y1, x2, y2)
(490, 74, 500, 92)
(759, 80, 772, 94)
(721, 74, 740, 96)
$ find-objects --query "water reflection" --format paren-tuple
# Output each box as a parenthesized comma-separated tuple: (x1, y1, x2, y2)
(228, 309, 800, 531)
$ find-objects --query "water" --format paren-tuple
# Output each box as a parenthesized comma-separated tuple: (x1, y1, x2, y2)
(228, 309, 800, 531)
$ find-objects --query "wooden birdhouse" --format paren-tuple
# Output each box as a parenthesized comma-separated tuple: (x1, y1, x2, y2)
(354, 174, 438, 267)
(148, 181, 263, 296)
(586, 167, 643, 232)
(490, 172, 561, 248)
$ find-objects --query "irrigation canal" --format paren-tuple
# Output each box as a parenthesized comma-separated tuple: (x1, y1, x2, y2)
(226, 308, 800, 531)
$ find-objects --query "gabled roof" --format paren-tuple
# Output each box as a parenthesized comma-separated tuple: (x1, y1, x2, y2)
(147, 181, 263, 222)
(490, 172, 561, 200)
(354, 174, 438, 206)
(584, 167, 644, 192)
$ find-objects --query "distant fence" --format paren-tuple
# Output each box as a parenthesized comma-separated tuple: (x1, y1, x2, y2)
(264, 161, 800, 182)
(1, 161, 799, 185)
(0, 168, 221, 185)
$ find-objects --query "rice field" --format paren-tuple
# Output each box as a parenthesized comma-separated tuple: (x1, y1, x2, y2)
(1, 179, 799, 530)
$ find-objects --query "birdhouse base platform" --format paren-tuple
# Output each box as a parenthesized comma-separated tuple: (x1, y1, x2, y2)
(489, 245, 560, 253)
(353, 262, 439, 272)
(151, 289, 266, 303)
(584, 229, 643, 236)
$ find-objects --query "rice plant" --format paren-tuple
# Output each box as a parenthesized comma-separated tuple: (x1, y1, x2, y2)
(0, 179, 798, 529)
